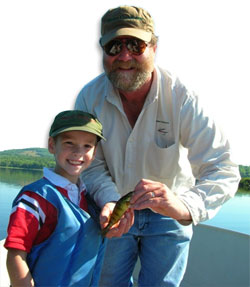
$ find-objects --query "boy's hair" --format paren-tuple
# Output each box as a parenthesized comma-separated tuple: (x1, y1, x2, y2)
(49, 110, 105, 142)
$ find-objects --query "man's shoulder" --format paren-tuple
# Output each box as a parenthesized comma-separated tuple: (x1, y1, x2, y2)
(76, 73, 108, 104)
(82, 73, 107, 90)
(157, 66, 182, 87)
(157, 65, 197, 105)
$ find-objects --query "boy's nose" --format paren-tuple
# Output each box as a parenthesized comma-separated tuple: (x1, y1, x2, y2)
(73, 146, 83, 154)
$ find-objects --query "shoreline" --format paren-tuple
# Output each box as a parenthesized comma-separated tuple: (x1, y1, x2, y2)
(0, 166, 43, 171)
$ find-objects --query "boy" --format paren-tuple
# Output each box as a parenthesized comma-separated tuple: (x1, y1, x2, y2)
(4, 110, 106, 286)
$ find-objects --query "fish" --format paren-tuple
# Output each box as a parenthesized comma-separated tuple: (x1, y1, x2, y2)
(101, 191, 133, 237)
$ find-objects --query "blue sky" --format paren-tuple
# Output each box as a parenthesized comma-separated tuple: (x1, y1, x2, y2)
(0, 0, 249, 165)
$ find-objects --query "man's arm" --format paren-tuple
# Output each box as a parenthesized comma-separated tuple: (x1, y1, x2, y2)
(178, 94, 240, 224)
(75, 90, 120, 207)
(131, 92, 240, 225)
(75, 90, 135, 236)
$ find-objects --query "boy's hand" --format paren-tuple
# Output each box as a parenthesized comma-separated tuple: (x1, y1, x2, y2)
(100, 202, 134, 238)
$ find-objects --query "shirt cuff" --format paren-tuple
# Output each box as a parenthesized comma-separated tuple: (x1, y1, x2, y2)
(178, 190, 207, 225)
(94, 188, 121, 208)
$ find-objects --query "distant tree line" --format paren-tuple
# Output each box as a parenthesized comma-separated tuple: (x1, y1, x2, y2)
(0, 148, 55, 170)
(0, 149, 249, 191)
(0, 155, 55, 170)
(238, 166, 250, 191)
(238, 178, 250, 191)
(239, 165, 250, 178)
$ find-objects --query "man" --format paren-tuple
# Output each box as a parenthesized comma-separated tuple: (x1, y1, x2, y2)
(75, 5, 240, 287)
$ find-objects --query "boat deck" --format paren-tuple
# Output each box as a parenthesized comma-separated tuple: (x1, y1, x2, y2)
(1, 224, 249, 286)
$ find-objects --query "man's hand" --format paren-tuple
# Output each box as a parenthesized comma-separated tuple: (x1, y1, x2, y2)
(130, 179, 192, 222)
(100, 202, 134, 238)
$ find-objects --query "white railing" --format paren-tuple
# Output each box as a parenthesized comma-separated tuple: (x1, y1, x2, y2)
(181, 224, 250, 287)
(1, 225, 249, 286)
(0, 239, 9, 286)
(133, 225, 250, 286)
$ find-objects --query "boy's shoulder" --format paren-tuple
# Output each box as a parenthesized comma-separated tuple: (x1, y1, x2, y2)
(14, 177, 60, 207)
(18, 177, 56, 200)
(22, 177, 51, 191)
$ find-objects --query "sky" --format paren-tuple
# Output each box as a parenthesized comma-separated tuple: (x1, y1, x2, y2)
(0, 0, 249, 165)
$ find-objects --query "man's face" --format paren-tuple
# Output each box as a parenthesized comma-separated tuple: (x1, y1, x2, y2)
(102, 37, 156, 92)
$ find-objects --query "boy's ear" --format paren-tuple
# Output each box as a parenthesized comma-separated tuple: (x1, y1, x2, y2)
(48, 137, 55, 154)
(93, 145, 97, 157)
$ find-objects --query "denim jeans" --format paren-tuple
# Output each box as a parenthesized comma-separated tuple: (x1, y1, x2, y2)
(99, 209, 193, 287)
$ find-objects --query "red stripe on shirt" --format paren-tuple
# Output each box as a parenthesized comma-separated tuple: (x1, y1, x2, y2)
(5, 186, 89, 252)
(5, 191, 57, 252)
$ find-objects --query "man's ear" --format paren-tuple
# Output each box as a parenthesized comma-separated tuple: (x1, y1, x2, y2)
(48, 137, 55, 154)
(153, 44, 157, 53)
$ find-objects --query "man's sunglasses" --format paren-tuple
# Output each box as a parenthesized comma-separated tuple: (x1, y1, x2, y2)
(102, 38, 148, 56)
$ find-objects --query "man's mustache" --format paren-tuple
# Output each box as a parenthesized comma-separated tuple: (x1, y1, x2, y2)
(111, 60, 139, 70)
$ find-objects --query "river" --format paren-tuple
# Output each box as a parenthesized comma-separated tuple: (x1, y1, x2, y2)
(0, 168, 249, 240)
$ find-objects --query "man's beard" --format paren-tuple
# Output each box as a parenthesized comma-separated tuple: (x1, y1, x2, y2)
(104, 58, 154, 92)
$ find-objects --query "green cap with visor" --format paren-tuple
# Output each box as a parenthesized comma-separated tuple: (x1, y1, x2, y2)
(49, 110, 105, 141)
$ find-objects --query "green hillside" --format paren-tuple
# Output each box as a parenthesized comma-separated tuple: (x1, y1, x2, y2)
(0, 148, 55, 170)
(0, 148, 249, 191)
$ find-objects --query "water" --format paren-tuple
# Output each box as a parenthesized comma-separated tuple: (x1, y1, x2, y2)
(202, 192, 250, 234)
(0, 168, 249, 239)
(0, 168, 43, 239)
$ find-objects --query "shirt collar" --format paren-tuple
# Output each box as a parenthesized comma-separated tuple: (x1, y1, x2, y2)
(43, 167, 86, 193)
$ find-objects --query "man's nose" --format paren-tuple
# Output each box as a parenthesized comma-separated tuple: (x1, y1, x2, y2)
(117, 44, 133, 61)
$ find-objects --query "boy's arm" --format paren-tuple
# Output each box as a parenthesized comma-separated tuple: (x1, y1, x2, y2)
(7, 249, 35, 287)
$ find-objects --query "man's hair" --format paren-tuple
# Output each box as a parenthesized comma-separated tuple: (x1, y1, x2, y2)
(150, 34, 158, 46)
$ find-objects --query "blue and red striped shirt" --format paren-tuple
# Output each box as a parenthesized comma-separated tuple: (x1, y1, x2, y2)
(5, 168, 88, 252)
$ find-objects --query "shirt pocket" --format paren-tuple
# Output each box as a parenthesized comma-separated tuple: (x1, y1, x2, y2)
(155, 120, 175, 149)
(145, 141, 179, 180)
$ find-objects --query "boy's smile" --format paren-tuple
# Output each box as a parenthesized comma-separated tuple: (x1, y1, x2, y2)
(68, 159, 84, 165)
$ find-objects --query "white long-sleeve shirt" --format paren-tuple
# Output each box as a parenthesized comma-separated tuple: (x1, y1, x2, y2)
(75, 66, 240, 225)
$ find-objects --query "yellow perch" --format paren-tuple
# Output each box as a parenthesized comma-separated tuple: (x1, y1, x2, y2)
(101, 191, 133, 237)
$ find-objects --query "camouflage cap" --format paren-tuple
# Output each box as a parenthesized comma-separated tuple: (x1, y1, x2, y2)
(100, 6, 154, 46)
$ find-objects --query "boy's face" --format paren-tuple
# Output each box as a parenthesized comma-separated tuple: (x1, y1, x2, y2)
(48, 130, 97, 183)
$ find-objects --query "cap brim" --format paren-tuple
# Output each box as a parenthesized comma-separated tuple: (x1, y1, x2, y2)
(100, 28, 152, 46)
(50, 126, 106, 141)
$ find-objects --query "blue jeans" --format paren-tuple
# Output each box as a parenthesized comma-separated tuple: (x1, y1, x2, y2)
(99, 209, 193, 287)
